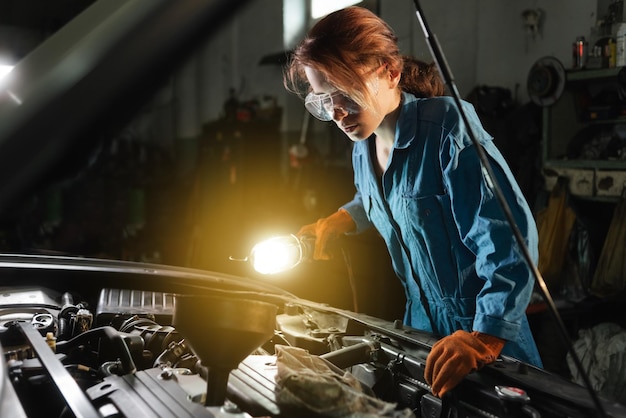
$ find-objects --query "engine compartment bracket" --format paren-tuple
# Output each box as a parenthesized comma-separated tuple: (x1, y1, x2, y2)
(17, 321, 101, 418)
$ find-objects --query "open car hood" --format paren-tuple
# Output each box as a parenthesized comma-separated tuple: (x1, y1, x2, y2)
(0, 252, 624, 417)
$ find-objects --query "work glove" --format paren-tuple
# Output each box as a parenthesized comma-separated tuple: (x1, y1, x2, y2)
(297, 209, 356, 260)
(424, 330, 506, 398)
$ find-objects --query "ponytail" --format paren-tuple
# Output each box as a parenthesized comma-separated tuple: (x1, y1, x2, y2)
(400, 57, 446, 98)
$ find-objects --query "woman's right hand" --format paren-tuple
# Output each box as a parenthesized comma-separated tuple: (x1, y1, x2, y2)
(297, 209, 356, 260)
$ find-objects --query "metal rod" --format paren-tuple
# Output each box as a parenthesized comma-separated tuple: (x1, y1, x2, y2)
(410, 1, 607, 416)
(18, 322, 101, 418)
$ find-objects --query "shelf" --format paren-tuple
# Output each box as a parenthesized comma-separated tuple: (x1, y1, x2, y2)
(566, 66, 623, 81)
(542, 62, 626, 201)
(544, 160, 626, 170)
(584, 117, 626, 125)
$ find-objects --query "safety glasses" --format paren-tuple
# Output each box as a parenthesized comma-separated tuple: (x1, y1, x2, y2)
(304, 91, 361, 121)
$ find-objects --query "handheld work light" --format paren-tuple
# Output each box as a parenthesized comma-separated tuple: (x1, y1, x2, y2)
(231, 234, 313, 275)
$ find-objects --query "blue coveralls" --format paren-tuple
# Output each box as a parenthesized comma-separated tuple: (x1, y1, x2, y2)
(342, 92, 543, 367)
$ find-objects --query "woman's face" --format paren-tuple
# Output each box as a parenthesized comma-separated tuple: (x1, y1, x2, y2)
(304, 66, 392, 142)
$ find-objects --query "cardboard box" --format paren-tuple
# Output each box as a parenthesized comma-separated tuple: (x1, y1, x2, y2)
(595, 170, 626, 197)
(543, 167, 595, 197)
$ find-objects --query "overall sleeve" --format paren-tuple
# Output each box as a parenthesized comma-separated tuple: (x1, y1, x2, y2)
(442, 115, 537, 342)
(341, 189, 374, 234)
(341, 140, 374, 234)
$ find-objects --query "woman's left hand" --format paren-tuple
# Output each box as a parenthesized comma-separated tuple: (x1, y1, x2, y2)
(424, 330, 505, 397)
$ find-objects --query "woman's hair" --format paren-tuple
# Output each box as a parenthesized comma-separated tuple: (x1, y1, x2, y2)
(402, 57, 446, 98)
(284, 6, 445, 109)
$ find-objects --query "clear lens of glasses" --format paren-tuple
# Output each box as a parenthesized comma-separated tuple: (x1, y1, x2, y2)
(304, 91, 360, 121)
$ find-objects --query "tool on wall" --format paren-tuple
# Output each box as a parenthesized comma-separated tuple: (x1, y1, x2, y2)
(521, 9, 543, 40)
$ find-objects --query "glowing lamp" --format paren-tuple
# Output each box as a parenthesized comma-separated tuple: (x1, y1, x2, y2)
(248, 234, 312, 275)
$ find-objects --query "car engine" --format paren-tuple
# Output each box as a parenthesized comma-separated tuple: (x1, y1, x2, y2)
(1, 286, 623, 418)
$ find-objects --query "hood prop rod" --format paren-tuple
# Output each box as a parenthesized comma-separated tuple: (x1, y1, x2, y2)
(410, 1, 606, 416)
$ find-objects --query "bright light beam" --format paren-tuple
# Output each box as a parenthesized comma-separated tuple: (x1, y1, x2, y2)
(0, 65, 14, 80)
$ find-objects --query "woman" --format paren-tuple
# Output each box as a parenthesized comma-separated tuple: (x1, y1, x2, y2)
(284, 6, 542, 397)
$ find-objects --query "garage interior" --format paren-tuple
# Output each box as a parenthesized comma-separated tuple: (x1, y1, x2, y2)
(0, 0, 625, 406)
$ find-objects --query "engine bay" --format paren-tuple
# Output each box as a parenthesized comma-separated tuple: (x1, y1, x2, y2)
(1, 285, 624, 418)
